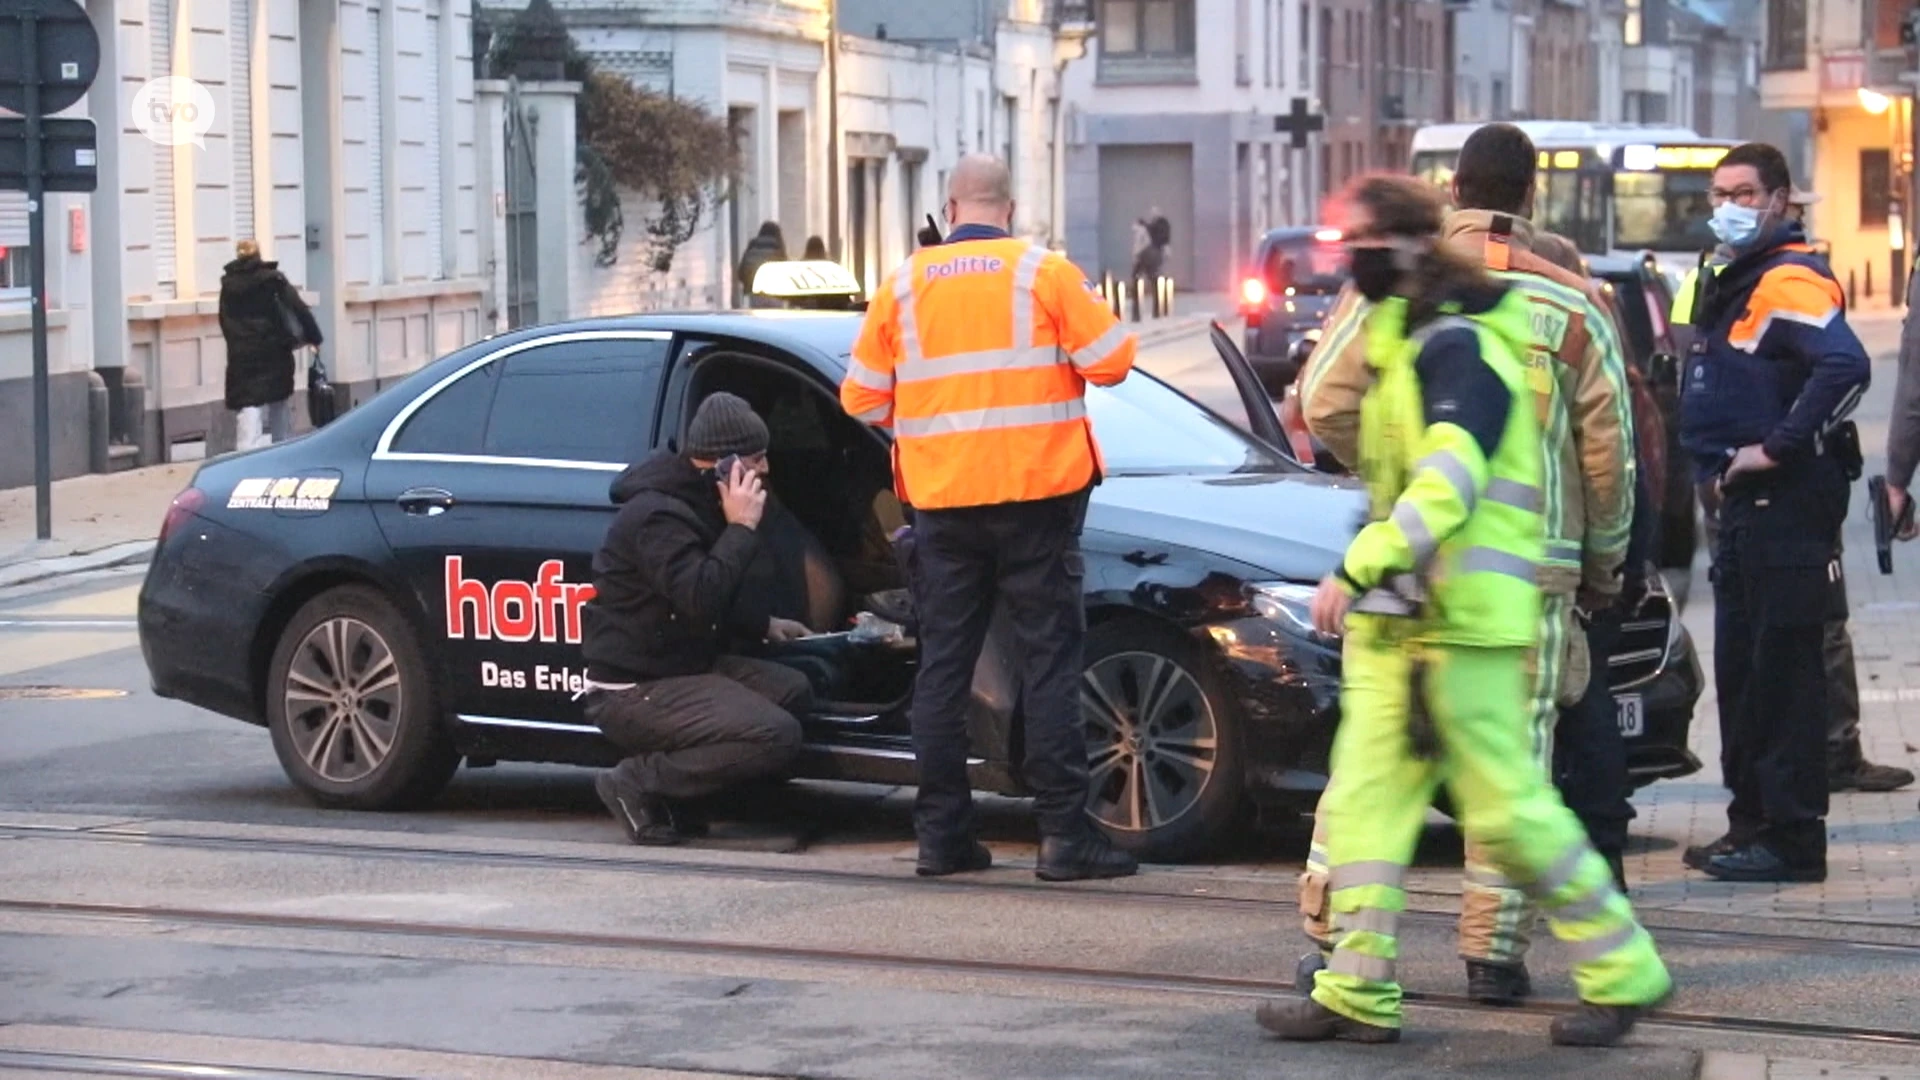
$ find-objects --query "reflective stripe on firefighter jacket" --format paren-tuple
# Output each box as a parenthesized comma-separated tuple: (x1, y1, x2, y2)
(841, 237, 1137, 510)
(1345, 292, 1544, 648)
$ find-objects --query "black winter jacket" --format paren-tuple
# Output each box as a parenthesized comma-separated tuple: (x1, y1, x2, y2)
(218, 255, 323, 410)
(580, 451, 797, 682)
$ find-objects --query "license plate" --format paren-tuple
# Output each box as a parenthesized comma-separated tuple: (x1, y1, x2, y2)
(1615, 695, 1645, 738)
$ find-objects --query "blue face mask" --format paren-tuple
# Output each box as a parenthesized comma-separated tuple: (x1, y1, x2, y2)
(1709, 202, 1763, 248)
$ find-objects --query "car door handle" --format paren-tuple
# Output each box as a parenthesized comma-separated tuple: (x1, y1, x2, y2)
(397, 487, 456, 516)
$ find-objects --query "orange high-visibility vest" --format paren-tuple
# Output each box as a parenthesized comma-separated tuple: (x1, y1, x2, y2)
(841, 237, 1137, 510)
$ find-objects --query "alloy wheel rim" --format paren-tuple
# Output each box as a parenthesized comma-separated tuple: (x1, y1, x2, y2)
(283, 617, 403, 783)
(1081, 651, 1219, 833)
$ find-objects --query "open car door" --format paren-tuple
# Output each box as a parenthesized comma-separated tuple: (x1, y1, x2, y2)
(1205, 320, 1320, 467)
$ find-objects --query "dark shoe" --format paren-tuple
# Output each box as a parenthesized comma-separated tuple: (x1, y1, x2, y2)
(1831, 760, 1916, 793)
(917, 840, 993, 877)
(1550, 1003, 1654, 1047)
(1254, 997, 1400, 1043)
(1294, 951, 1327, 995)
(1466, 960, 1532, 1006)
(1681, 830, 1752, 871)
(594, 773, 684, 846)
(1703, 842, 1826, 883)
(1035, 831, 1139, 882)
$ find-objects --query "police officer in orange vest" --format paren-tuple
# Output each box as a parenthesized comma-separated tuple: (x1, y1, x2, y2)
(841, 154, 1140, 881)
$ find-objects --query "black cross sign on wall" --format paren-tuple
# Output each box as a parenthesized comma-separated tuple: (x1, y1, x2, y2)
(1274, 96, 1325, 149)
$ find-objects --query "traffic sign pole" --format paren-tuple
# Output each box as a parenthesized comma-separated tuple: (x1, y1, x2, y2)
(23, 14, 53, 542)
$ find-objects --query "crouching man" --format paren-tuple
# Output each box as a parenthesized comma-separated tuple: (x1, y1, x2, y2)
(580, 392, 814, 844)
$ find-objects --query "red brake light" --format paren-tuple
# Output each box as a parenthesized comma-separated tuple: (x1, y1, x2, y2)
(1241, 277, 1268, 309)
(159, 488, 205, 545)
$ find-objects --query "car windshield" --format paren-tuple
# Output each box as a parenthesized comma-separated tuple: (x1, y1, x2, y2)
(1087, 373, 1291, 476)
(1613, 171, 1719, 252)
(1264, 238, 1347, 295)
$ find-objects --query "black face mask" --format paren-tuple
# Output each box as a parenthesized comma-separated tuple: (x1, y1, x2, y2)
(1349, 248, 1402, 302)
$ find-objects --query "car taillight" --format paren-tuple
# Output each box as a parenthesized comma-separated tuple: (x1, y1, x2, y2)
(1240, 277, 1268, 309)
(158, 488, 205, 545)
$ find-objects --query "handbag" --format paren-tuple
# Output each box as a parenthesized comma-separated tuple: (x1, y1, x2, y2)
(273, 291, 307, 345)
(306, 349, 339, 429)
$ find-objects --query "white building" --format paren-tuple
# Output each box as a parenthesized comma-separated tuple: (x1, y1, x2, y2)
(1058, 0, 1321, 295)
(551, 0, 1081, 315)
(0, 0, 503, 485)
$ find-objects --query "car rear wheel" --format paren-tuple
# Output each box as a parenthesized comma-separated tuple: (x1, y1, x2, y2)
(267, 586, 458, 810)
(1080, 619, 1246, 861)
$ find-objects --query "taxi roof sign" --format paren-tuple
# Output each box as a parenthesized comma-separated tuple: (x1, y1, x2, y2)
(752, 260, 863, 298)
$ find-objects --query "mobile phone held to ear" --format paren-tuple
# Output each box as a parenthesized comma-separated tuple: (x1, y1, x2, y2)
(706, 454, 742, 484)
(918, 214, 944, 248)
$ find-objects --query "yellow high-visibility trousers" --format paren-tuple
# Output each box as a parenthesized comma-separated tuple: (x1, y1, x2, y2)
(1301, 614, 1669, 1029)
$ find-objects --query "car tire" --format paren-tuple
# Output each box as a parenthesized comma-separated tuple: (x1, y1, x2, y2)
(1080, 618, 1247, 862)
(266, 585, 458, 810)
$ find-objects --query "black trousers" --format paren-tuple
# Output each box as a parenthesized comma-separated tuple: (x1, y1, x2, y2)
(1554, 607, 1634, 857)
(586, 656, 809, 800)
(906, 490, 1092, 847)
(1712, 455, 1846, 864)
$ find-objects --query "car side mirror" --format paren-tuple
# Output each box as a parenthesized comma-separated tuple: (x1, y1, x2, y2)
(1650, 351, 1680, 390)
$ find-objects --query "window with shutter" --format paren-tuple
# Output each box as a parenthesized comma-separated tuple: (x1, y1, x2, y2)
(364, 2, 386, 285)
(425, 1, 444, 279)
(0, 194, 28, 294)
(151, 0, 177, 296)
(231, 0, 254, 246)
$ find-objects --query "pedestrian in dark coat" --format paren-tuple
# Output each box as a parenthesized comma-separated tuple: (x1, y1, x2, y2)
(219, 240, 321, 448)
(737, 222, 789, 307)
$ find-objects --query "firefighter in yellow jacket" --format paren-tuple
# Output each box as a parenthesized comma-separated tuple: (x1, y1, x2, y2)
(1294, 124, 1638, 1005)
(1255, 173, 1670, 1048)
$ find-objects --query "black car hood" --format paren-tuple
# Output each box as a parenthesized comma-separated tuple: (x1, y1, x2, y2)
(1086, 471, 1369, 581)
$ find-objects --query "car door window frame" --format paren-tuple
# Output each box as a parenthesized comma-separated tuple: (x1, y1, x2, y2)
(373, 330, 674, 472)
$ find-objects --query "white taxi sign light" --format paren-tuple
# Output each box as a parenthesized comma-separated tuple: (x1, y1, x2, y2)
(751, 260, 863, 298)
(1622, 144, 1729, 172)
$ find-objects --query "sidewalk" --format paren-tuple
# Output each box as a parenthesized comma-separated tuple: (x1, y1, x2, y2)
(0, 461, 196, 588)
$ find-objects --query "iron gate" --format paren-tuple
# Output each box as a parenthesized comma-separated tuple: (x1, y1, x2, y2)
(503, 83, 539, 328)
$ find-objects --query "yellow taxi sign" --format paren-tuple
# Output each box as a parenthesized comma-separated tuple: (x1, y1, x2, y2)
(752, 260, 863, 298)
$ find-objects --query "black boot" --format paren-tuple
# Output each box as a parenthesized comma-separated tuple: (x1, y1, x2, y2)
(1254, 997, 1400, 1044)
(917, 840, 993, 877)
(1294, 951, 1327, 995)
(1465, 960, 1532, 1006)
(1035, 831, 1138, 882)
(1681, 829, 1752, 871)
(1830, 760, 1916, 792)
(595, 773, 687, 846)
(1704, 841, 1825, 883)
(1550, 1003, 1652, 1047)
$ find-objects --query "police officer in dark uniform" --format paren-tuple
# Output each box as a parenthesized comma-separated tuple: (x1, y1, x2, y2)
(1679, 143, 1871, 883)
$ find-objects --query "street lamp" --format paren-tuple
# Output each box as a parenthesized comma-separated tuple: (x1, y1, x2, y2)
(1861, 87, 1893, 115)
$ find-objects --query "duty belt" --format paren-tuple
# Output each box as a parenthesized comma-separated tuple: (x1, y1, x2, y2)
(1353, 573, 1427, 617)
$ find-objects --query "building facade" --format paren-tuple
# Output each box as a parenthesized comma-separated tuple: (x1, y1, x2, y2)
(1760, 0, 1910, 306)
(1317, 0, 1445, 195)
(1061, 0, 1326, 294)
(0, 0, 499, 487)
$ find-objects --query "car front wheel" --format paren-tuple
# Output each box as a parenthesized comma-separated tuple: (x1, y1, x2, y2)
(266, 585, 458, 809)
(1080, 619, 1246, 861)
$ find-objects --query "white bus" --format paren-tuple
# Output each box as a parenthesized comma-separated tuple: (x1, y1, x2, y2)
(1409, 122, 1740, 284)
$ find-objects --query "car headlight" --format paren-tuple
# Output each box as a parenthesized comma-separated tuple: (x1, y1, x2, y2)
(1248, 581, 1328, 641)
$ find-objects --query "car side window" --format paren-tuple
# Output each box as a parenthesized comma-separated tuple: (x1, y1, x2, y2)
(481, 338, 669, 464)
(391, 360, 502, 456)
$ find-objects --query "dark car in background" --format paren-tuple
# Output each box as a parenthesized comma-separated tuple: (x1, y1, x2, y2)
(1586, 253, 1698, 603)
(1240, 227, 1349, 395)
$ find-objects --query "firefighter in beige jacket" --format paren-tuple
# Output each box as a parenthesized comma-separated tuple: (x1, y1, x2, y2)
(1295, 125, 1635, 1007)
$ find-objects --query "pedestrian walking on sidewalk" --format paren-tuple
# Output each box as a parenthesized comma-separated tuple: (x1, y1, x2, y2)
(1257, 173, 1671, 1049)
(219, 240, 322, 450)
(1678, 143, 1872, 883)
(840, 154, 1140, 883)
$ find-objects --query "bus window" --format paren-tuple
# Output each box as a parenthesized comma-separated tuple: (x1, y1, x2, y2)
(1613, 171, 1718, 253)
(1410, 151, 1457, 192)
